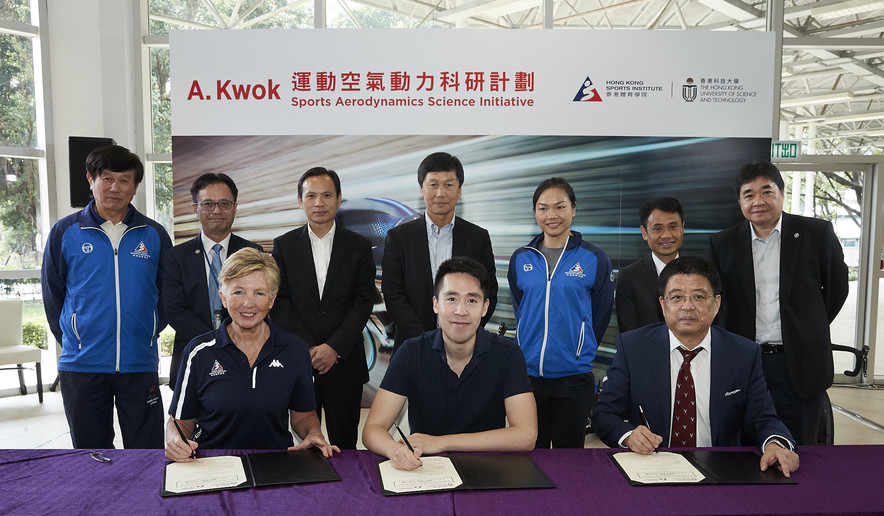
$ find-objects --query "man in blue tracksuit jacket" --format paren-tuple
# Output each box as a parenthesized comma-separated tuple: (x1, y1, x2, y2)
(508, 177, 614, 448)
(42, 145, 172, 449)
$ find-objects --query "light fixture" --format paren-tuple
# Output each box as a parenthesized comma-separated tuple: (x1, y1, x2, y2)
(781, 92, 855, 108)
(811, 0, 884, 20)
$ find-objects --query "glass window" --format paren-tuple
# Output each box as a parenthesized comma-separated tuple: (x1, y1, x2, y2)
(328, 3, 414, 28)
(0, 33, 36, 148)
(149, 0, 313, 35)
(153, 163, 174, 237)
(0, 1, 30, 23)
(150, 47, 171, 154)
(0, 157, 42, 269)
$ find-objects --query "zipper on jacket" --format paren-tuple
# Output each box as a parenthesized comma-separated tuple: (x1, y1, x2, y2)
(113, 245, 122, 372)
(151, 310, 157, 349)
(575, 320, 586, 359)
(252, 368, 257, 389)
(70, 312, 82, 351)
(528, 245, 565, 378)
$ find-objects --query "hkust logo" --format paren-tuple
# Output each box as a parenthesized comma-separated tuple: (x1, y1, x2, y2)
(131, 241, 150, 259)
(682, 77, 698, 102)
(573, 76, 602, 102)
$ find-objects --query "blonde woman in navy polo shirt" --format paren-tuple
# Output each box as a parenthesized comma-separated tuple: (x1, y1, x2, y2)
(165, 248, 338, 461)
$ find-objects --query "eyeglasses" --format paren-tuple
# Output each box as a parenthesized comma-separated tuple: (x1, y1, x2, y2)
(195, 200, 236, 211)
(662, 293, 713, 305)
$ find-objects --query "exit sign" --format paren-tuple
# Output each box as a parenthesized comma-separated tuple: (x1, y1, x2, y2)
(771, 141, 801, 161)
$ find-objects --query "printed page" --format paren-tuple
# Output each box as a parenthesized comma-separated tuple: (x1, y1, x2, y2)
(164, 455, 249, 494)
(613, 451, 705, 484)
(379, 456, 464, 493)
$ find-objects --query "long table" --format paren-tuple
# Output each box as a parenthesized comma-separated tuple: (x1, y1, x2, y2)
(2, 446, 881, 515)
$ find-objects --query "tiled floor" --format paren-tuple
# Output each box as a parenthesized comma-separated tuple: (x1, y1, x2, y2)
(2, 349, 883, 449)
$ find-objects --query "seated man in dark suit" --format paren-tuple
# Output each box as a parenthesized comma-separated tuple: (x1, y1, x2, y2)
(594, 256, 799, 477)
(382, 152, 497, 353)
(615, 197, 684, 333)
(163, 173, 262, 389)
(363, 257, 536, 471)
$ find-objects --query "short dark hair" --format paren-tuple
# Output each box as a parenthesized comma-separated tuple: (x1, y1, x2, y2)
(190, 173, 239, 203)
(433, 256, 489, 300)
(734, 160, 785, 199)
(417, 152, 464, 187)
(639, 197, 683, 228)
(657, 256, 722, 297)
(532, 177, 576, 209)
(297, 167, 341, 199)
(85, 145, 144, 184)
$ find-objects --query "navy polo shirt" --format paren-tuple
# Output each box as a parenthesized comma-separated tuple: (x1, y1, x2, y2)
(381, 328, 532, 436)
(169, 318, 315, 449)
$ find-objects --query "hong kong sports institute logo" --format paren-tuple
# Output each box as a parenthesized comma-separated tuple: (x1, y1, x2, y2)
(573, 76, 602, 102)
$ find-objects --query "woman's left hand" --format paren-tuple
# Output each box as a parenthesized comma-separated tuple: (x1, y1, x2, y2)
(288, 432, 341, 458)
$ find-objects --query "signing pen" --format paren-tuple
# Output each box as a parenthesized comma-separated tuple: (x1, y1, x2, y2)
(392, 420, 415, 453)
(172, 417, 197, 460)
(638, 404, 657, 454)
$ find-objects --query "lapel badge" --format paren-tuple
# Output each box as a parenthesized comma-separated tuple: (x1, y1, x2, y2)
(195, 249, 201, 254)
(794, 233, 799, 238)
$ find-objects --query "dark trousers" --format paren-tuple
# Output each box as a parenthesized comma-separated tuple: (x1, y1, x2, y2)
(761, 352, 826, 445)
(530, 372, 594, 449)
(313, 376, 362, 450)
(59, 371, 164, 449)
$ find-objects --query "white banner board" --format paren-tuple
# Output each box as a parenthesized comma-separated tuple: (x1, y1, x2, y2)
(170, 29, 775, 138)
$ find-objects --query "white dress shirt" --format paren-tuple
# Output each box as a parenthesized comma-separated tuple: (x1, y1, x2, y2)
(200, 232, 232, 288)
(651, 252, 679, 275)
(668, 329, 713, 448)
(426, 213, 454, 279)
(750, 216, 783, 344)
(308, 221, 336, 300)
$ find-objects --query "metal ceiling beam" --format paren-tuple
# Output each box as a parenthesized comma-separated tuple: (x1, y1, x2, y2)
(697, 0, 760, 22)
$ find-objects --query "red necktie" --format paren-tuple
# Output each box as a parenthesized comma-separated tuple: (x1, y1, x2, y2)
(671, 347, 704, 447)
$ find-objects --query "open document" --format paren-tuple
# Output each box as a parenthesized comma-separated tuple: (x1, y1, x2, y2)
(377, 454, 555, 496)
(611, 450, 797, 486)
(612, 452, 705, 484)
(162, 449, 340, 497)
(379, 456, 464, 494)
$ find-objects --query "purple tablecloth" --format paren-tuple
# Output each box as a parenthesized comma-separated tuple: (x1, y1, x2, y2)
(455, 446, 884, 516)
(2, 446, 882, 515)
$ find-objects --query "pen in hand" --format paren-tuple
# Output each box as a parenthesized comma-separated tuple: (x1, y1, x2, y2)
(172, 417, 196, 460)
(392, 420, 415, 453)
(638, 404, 657, 454)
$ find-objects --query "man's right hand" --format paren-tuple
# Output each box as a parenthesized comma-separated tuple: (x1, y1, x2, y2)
(624, 425, 663, 454)
(390, 443, 423, 471)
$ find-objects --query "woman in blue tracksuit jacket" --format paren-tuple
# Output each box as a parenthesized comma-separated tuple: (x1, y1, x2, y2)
(508, 177, 614, 448)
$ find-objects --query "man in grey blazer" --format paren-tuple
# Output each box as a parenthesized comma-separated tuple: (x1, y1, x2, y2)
(163, 173, 262, 389)
(615, 197, 684, 333)
(382, 152, 497, 353)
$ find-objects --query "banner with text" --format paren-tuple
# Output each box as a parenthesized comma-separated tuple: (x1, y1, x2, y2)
(171, 29, 775, 138)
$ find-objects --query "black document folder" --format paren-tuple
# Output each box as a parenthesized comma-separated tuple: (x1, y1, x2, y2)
(379, 453, 555, 496)
(610, 450, 797, 486)
(162, 449, 340, 497)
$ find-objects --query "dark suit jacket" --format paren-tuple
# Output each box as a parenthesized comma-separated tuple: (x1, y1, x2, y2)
(163, 233, 262, 386)
(615, 254, 663, 333)
(270, 225, 375, 388)
(708, 213, 849, 399)
(381, 215, 497, 350)
(593, 323, 795, 449)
